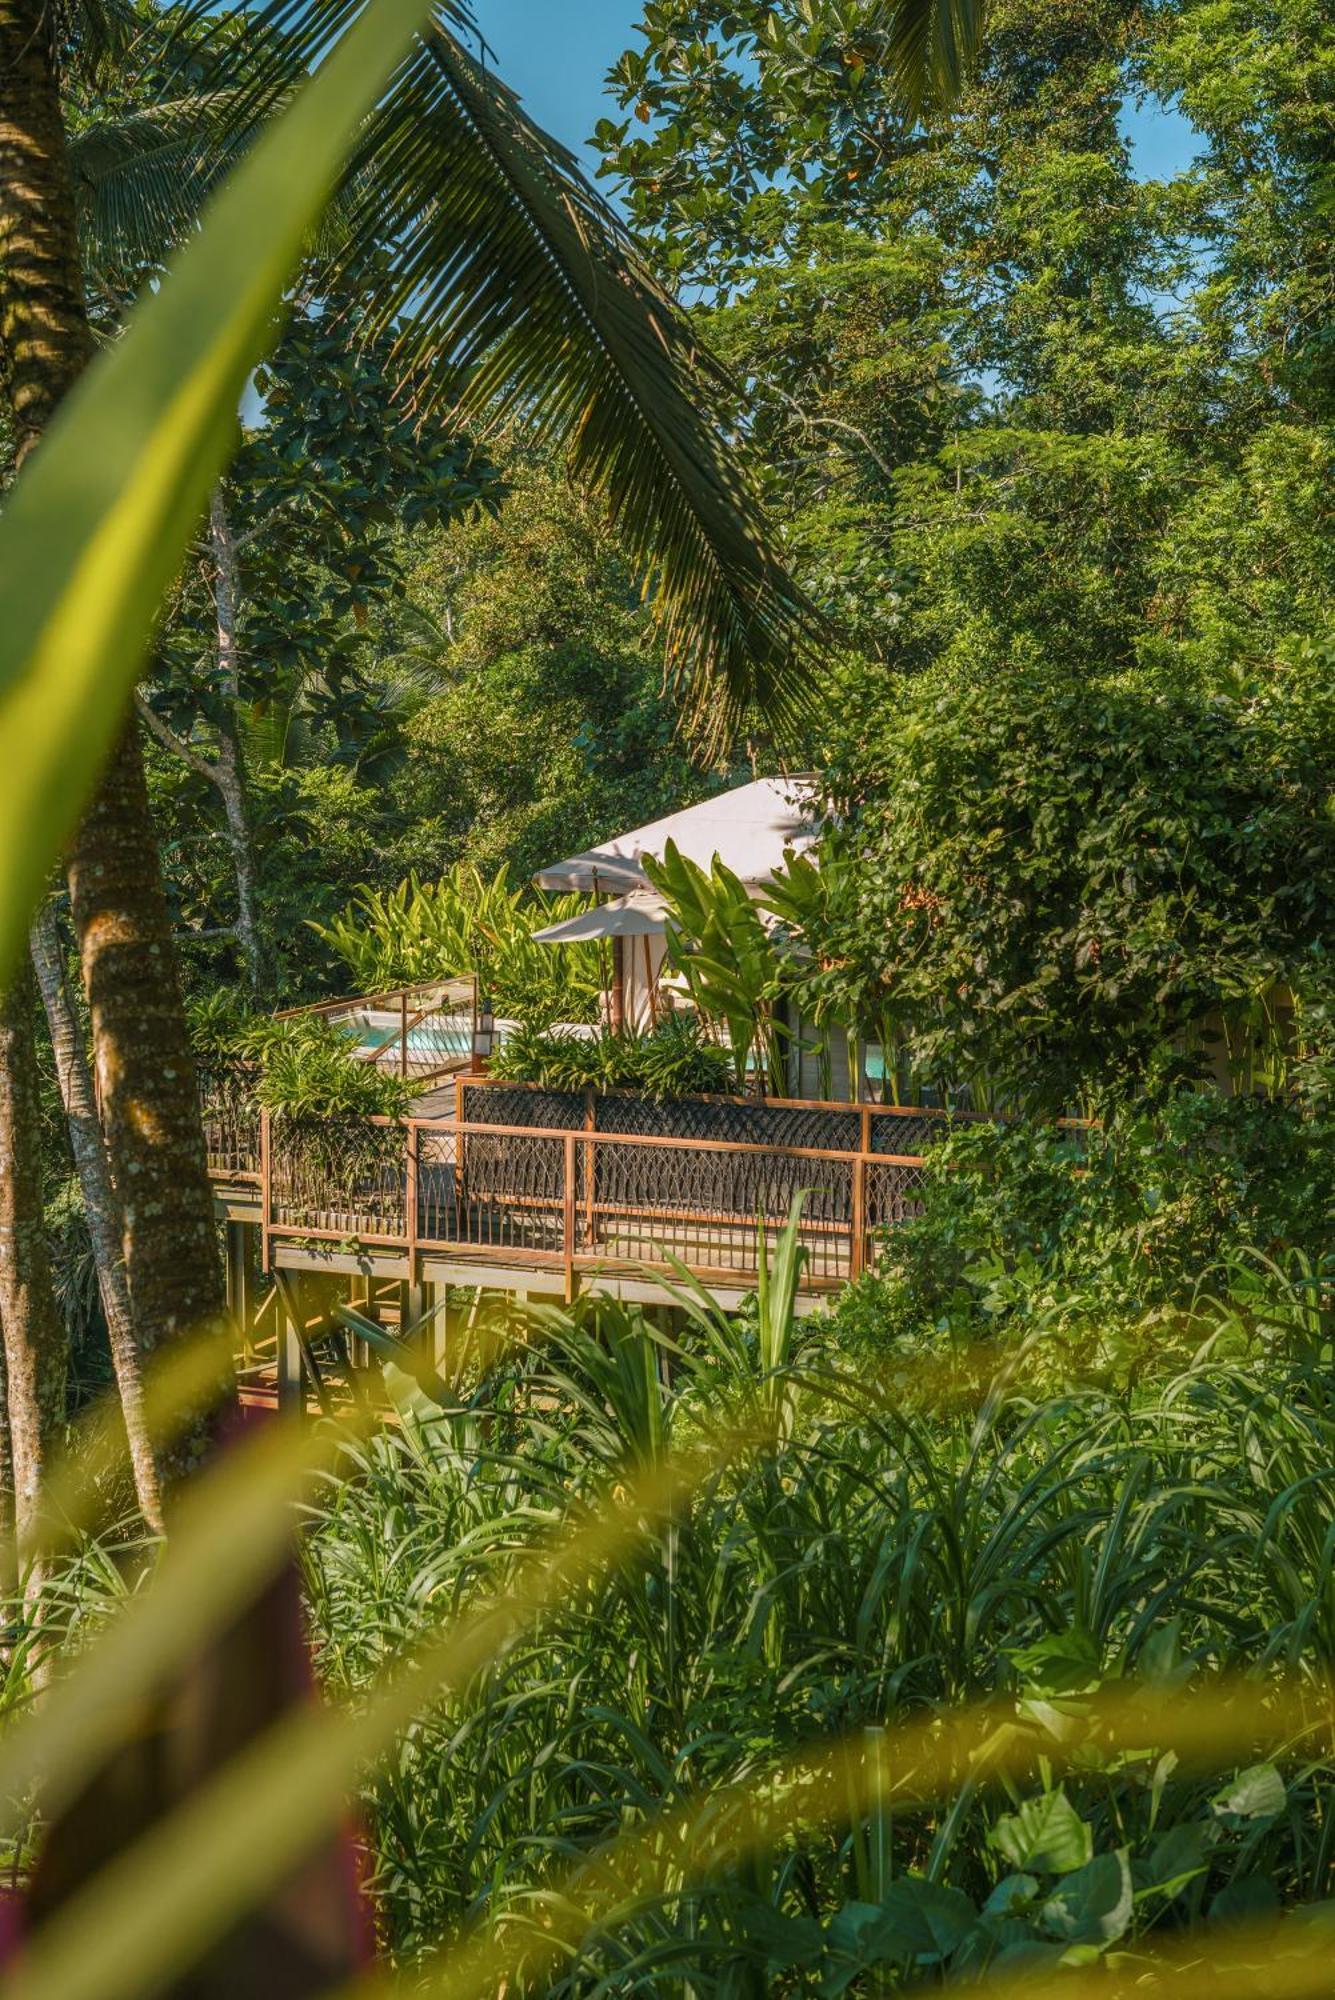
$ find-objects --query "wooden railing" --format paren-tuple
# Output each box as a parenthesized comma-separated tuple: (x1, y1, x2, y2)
(207, 1107, 930, 1300)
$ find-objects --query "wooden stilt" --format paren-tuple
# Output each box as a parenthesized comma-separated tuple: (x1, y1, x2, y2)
(277, 1305, 304, 1416)
(225, 1219, 252, 1358)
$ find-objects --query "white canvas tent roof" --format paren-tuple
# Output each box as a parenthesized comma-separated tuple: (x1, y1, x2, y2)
(533, 776, 821, 897)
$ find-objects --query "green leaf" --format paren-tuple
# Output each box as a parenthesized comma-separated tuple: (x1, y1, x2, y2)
(1147, 1820, 1215, 1898)
(1041, 1850, 1134, 1948)
(1209, 1874, 1280, 1924)
(983, 1873, 1041, 1917)
(866, 1876, 977, 1960)
(1212, 1763, 1288, 1823)
(990, 1789, 1094, 1875)
(1006, 1626, 1102, 1694)
(739, 1898, 825, 1969)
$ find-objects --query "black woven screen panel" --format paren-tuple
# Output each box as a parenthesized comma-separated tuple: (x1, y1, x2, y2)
(460, 1082, 951, 1156)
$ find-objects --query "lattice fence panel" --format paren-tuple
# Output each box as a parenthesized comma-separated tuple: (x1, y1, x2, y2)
(594, 1094, 866, 1153)
(867, 1109, 952, 1156)
(198, 1061, 261, 1177)
(417, 1126, 461, 1243)
(270, 1117, 407, 1238)
(463, 1080, 958, 1160)
(454, 1129, 567, 1256)
(582, 1141, 856, 1286)
(457, 1082, 586, 1132)
(864, 1158, 929, 1261)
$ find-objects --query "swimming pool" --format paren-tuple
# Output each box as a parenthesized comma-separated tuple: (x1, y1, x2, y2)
(334, 1010, 516, 1068)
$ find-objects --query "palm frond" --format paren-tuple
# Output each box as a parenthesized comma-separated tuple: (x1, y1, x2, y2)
(346, 26, 821, 749)
(54, 0, 140, 84)
(169, 0, 822, 753)
(68, 95, 241, 271)
(864, 0, 988, 118)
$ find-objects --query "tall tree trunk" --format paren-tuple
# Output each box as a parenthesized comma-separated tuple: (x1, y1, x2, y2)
(0, 0, 235, 1486)
(0, 0, 92, 455)
(0, 1329, 16, 1605)
(65, 724, 232, 1484)
(29, 902, 164, 1533)
(0, 965, 68, 1603)
(135, 492, 272, 1001)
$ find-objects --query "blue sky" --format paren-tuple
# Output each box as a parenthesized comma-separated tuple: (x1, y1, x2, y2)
(482, 1, 1197, 182)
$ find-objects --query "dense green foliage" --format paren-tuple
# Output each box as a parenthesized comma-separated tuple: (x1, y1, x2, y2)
(799, 659, 1335, 1109)
(311, 865, 603, 1027)
(306, 1262, 1335, 1980)
(831, 1099, 1334, 1366)
(188, 992, 417, 1119)
(148, 463, 720, 997)
(490, 1013, 734, 1097)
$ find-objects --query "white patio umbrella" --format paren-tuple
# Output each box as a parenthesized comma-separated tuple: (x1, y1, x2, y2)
(531, 889, 670, 1032)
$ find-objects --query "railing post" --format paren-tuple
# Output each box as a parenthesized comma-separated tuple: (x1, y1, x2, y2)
(400, 988, 409, 1078)
(259, 1106, 273, 1276)
(584, 1089, 597, 1246)
(851, 1151, 867, 1282)
(405, 1119, 419, 1282)
(225, 1220, 252, 1362)
(563, 1131, 577, 1305)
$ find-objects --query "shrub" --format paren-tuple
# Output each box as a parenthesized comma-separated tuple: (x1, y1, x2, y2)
(188, 995, 416, 1119)
(489, 1013, 735, 1098)
(831, 1093, 1335, 1360)
(310, 864, 603, 1027)
(303, 1261, 1335, 1974)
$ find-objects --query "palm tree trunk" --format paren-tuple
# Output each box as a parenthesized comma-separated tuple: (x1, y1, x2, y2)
(0, 964, 68, 1600)
(29, 902, 164, 1533)
(0, 0, 93, 453)
(65, 723, 233, 1483)
(0, 1332, 16, 1604)
(0, 0, 235, 1485)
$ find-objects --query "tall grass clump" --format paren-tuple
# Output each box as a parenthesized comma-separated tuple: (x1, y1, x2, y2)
(303, 1259, 1335, 1984)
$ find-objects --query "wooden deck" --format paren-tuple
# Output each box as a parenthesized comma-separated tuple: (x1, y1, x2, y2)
(206, 1077, 944, 1314)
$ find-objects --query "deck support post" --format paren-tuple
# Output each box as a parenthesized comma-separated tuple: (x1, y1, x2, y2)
(225, 1220, 252, 1357)
(277, 1300, 304, 1417)
(851, 1153, 867, 1282)
(563, 1132, 577, 1305)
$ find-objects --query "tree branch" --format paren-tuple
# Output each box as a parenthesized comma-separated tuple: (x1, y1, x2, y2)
(133, 691, 220, 787)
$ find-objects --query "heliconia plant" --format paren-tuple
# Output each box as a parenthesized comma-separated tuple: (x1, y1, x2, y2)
(643, 840, 791, 1095)
(309, 865, 603, 1026)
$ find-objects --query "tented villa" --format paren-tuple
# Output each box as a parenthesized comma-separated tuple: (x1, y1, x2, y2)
(203, 776, 970, 1400)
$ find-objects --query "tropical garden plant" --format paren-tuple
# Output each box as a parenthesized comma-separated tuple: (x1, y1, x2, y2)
(302, 1246, 1335, 1982)
(644, 839, 792, 1094)
(311, 865, 603, 1026)
(489, 1012, 735, 1098)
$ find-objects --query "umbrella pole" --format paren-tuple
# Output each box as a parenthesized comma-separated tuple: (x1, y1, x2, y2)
(611, 935, 625, 1035)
